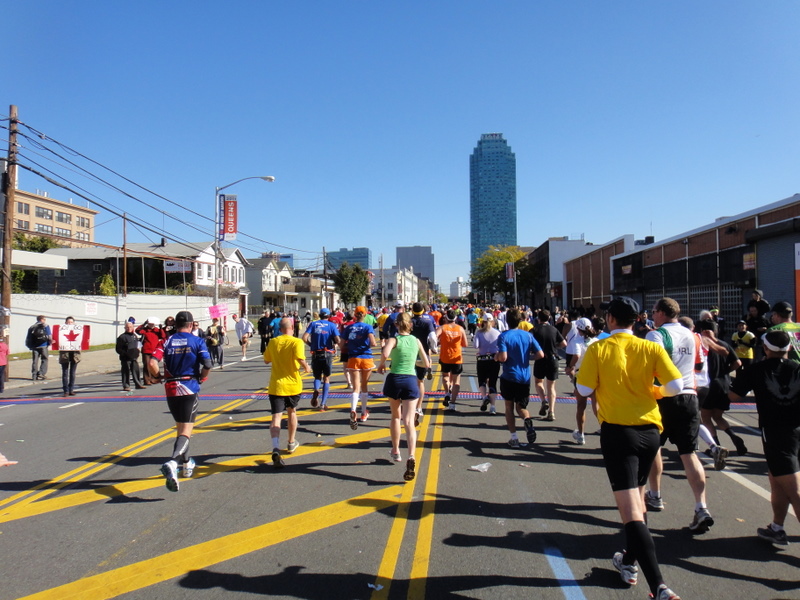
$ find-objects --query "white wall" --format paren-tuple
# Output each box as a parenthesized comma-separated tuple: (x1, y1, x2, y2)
(6, 294, 239, 353)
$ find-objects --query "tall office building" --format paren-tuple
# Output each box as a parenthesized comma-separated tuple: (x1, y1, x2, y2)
(469, 133, 517, 266)
(396, 246, 434, 285)
(326, 247, 371, 270)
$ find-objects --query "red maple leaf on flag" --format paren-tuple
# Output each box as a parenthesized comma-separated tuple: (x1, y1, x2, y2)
(64, 330, 81, 342)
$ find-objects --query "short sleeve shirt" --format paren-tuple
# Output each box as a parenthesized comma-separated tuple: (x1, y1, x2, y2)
(497, 328, 542, 384)
(343, 322, 375, 358)
(730, 358, 800, 430)
(163, 332, 211, 396)
(306, 319, 339, 352)
(264, 335, 306, 396)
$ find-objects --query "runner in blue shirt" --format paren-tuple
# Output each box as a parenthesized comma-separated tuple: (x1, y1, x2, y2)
(302, 308, 340, 411)
(497, 308, 544, 448)
(151, 310, 212, 493)
(342, 307, 377, 428)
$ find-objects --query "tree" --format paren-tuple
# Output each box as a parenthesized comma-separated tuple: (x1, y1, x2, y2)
(96, 273, 116, 296)
(471, 245, 532, 306)
(332, 262, 370, 307)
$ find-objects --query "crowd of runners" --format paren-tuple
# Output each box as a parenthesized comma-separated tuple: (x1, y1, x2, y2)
(3, 293, 800, 600)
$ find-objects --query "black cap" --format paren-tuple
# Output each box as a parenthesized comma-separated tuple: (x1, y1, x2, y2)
(773, 301, 793, 317)
(175, 311, 193, 327)
(599, 296, 640, 320)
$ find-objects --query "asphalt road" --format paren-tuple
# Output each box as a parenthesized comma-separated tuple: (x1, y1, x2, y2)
(0, 340, 797, 600)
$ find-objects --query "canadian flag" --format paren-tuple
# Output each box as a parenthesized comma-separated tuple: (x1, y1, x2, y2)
(52, 324, 91, 351)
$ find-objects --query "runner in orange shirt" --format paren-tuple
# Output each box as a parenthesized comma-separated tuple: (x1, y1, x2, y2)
(436, 309, 468, 411)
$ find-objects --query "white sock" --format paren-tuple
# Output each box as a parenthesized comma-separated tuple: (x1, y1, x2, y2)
(360, 392, 368, 412)
(271, 437, 280, 451)
(698, 424, 716, 448)
(771, 522, 785, 532)
(695, 502, 707, 511)
(510, 433, 518, 440)
(350, 393, 358, 412)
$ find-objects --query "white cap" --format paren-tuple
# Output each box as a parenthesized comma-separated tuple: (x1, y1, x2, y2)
(575, 317, 592, 331)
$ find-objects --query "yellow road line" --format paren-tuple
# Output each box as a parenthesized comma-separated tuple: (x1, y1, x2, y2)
(16, 485, 404, 600)
(0, 424, 393, 524)
(408, 400, 446, 597)
(369, 398, 436, 600)
(0, 397, 254, 511)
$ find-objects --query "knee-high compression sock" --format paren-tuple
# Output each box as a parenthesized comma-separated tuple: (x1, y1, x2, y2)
(313, 379, 321, 391)
(322, 382, 330, 404)
(624, 521, 663, 596)
(171, 435, 190, 462)
(351, 392, 359, 412)
(698, 424, 716, 447)
(360, 392, 368, 413)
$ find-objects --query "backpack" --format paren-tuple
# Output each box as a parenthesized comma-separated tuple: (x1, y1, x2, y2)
(27, 322, 48, 348)
(207, 326, 219, 346)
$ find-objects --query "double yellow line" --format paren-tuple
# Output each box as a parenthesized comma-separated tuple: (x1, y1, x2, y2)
(370, 396, 446, 598)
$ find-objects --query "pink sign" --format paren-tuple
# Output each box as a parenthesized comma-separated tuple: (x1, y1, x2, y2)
(208, 304, 230, 319)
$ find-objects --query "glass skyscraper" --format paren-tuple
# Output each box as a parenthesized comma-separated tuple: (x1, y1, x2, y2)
(469, 133, 517, 266)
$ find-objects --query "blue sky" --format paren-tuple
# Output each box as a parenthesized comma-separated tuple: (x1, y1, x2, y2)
(4, 2, 799, 290)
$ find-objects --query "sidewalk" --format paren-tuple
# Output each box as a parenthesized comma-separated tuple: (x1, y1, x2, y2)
(4, 348, 121, 392)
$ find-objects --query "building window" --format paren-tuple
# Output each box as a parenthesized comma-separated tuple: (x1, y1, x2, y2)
(35, 207, 53, 220)
(56, 212, 72, 224)
(15, 219, 29, 230)
(196, 262, 203, 279)
(76, 216, 90, 228)
(55, 228, 71, 237)
(387, 282, 393, 289)
(16, 202, 29, 215)
(74, 232, 89, 241)
(207, 264, 213, 278)
(36, 224, 53, 234)
(93, 264, 103, 272)
(54, 269, 65, 277)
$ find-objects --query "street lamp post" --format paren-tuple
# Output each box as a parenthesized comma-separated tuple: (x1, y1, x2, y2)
(213, 176, 275, 306)
(493, 247, 518, 308)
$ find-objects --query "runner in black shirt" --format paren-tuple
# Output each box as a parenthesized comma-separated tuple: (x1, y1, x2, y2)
(730, 330, 800, 546)
(532, 310, 565, 420)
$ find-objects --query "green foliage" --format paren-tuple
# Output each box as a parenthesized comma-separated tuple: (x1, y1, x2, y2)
(96, 272, 116, 296)
(12, 233, 61, 252)
(67, 289, 80, 295)
(471, 245, 532, 306)
(332, 261, 370, 307)
(11, 270, 26, 293)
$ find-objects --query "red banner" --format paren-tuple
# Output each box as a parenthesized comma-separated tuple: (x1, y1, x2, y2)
(223, 199, 237, 241)
(52, 324, 91, 351)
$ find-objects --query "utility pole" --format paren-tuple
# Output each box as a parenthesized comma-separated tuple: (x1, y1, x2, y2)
(380, 254, 384, 307)
(1, 105, 18, 345)
(322, 247, 328, 309)
(123, 213, 128, 296)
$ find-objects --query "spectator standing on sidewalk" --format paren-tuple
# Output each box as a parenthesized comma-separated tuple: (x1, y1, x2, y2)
(205, 317, 225, 368)
(116, 321, 144, 391)
(26, 315, 52, 381)
(0, 335, 8, 394)
(58, 316, 81, 397)
(257, 310, 272, 353)
(136, 318, 164, 385)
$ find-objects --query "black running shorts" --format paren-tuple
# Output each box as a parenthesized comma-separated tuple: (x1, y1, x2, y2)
(500, 378, 530, 408)
(657, 393, 700, 455)
(269, 394, 300, 414)
(311, 353, 333, 379)
(440, 361, 463, 375)
(476, 360, 500, 394)
(167, 394, 199, 424)
(533, 356, 559, 381)
(600, 422, 660, 492)
(762, 426, 800, 477)
(701, 379, 731, 412)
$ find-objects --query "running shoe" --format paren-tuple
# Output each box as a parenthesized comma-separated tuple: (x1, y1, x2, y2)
(712, 445, 729, 471)
(414, 409, 423, 427)
(732, 435, 748, 456)
(360, 411, 370, 422)
(446, 404, 456, 412)
(272, 450, 285, 469)
(426, 368, 432, 380)
(240, 356, 246, 361)
(644, 491, 664, 512)
(181, 458, 196, 478)
(538, 401, 548, 416)
(649, 584, 681, 600)
(443, 394, 451, 407)
(612, 551, 638, 586)
(757, 524, 789, 546)
(310, 389, 319, 408)
(545, 410, 555, 421)
(161, 460, 179, 492)
(349, 411, 358, 430)
(572, 430, 586, 445)
(287, 440, 299, 454)
(689, 508, 714, 534)
(524, 417, 537, 445)
(489, 407, 497, 415)
(320, 404, 328, 412)
(403, 457, 416, 481)
(390, 451, 402, 463)
(508, 437, 521, 448)
(480, 395, 490, 412)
